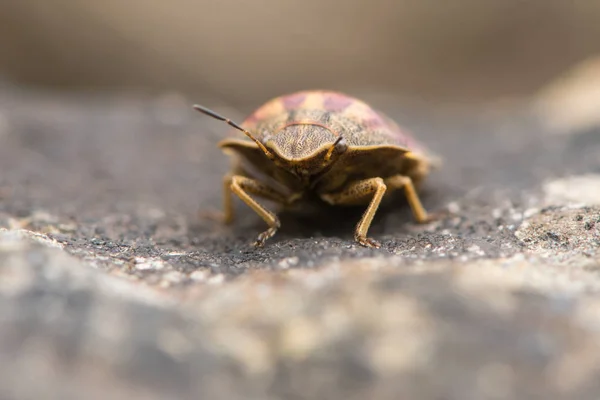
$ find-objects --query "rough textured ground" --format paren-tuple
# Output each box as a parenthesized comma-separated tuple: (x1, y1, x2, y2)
(0, 84, 599, 400)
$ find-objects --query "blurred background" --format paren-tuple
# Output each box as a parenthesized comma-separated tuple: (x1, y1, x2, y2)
(1, 0, 600, 107)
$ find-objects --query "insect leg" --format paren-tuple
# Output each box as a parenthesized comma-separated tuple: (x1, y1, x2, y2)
(229, 175, 287, 247)
(321, 177, 387, 248)
(384, 174, 430, 223)
(222, 174, 235, 224)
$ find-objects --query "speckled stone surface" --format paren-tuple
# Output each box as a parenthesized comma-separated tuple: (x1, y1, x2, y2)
(1, 85, 599, 400)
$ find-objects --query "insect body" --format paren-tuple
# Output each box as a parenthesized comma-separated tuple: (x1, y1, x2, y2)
(194, 90, 437, 248)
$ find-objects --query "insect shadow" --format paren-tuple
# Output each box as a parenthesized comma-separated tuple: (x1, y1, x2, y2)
(254, 189, 439, 244)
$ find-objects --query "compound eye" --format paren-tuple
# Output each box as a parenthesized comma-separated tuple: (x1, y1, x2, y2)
(334, 136, 348, 154)
(261, 132, 273, 145)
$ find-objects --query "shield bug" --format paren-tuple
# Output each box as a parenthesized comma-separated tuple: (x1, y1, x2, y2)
(194, 90, 439, 248)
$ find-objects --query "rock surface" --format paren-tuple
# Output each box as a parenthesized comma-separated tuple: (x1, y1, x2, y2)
(1, 85, 599, 399)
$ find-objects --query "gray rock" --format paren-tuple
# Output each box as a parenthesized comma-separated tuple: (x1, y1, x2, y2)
(1, 87, 600, 399)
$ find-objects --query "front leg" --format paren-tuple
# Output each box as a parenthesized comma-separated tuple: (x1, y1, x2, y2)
(321, 177, 387, 248)
(225, 174, 289, 247)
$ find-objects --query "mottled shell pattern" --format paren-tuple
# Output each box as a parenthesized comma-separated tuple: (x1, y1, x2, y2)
(237, 90, 427, 156)
(219, 90, 435, 194)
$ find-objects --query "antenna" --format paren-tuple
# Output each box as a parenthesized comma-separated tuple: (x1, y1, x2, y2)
(193, 104, 273, 158)
(324, 136, 347, 162)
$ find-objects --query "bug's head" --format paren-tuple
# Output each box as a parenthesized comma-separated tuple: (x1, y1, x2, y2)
(193, 105, 347, 183)
(262, 122, 348, 182)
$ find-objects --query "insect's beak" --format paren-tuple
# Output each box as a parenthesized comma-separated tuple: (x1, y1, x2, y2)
(292, 167, 310, 184)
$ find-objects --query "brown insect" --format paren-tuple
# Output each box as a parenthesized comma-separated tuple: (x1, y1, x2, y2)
(194, 90, 439, 248)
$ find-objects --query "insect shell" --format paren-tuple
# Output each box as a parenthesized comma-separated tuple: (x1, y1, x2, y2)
(194, 90, 438, 248)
